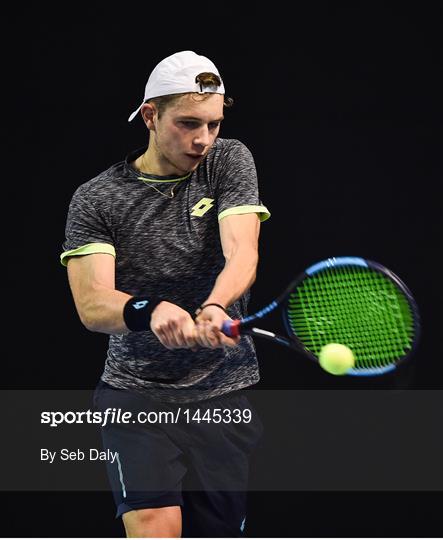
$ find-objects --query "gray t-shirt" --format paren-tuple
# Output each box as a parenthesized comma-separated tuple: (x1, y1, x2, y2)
(61, 137, 270, 402)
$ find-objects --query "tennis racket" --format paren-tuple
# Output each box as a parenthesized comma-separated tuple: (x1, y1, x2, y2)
(222, 257, 420, 376)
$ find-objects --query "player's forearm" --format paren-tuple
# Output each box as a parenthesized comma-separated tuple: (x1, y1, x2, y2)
(78, 288, 133, 334)
(204, 248, 258, 308)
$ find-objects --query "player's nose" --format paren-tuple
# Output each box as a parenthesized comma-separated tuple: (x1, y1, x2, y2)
(193, 125, 210, 147)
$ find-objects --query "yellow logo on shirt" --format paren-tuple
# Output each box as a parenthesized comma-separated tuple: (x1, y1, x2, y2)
(191, 198, 215, 217)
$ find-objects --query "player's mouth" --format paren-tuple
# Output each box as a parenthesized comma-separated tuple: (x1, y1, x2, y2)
(186, 153, 205, 160)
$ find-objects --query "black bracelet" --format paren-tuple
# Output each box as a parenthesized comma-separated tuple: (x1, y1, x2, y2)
(194, 303, 227, 317)
(123, 296, 163, 332)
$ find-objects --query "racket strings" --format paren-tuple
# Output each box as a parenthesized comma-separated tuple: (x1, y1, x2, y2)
(286, 267, 415, 370)
(313, 271, 412, 368)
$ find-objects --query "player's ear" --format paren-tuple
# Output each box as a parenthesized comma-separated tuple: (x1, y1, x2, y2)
(141, 103, 157, 131)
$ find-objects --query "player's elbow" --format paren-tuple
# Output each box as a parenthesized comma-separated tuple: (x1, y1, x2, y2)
(74, 298, 101, 332)
(78, 309, 99, 332)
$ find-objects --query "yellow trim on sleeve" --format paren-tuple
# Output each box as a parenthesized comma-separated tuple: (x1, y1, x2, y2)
(218, 205, 271, 223)
(60, 242, 116, 267)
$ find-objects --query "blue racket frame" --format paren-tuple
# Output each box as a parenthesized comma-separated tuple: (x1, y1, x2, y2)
(222, 257, 421, 376)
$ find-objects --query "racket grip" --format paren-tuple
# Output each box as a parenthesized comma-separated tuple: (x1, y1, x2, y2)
(222, 320, 241, 338)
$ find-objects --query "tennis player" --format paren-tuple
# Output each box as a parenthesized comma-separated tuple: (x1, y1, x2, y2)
(61, 50, 270, 537)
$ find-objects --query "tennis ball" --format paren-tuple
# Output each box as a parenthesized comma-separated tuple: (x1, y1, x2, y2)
(318, 343, 355, 375)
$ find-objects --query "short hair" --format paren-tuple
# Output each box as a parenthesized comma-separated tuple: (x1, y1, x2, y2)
(147, 72, 233, 118)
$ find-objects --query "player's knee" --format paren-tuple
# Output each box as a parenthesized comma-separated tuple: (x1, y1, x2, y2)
(122, 506, 182, 538)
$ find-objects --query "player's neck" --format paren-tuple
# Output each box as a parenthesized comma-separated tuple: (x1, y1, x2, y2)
(134, 147, 182, 177)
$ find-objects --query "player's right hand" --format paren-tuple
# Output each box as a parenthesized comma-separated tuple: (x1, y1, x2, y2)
(150, 301, 197, 350)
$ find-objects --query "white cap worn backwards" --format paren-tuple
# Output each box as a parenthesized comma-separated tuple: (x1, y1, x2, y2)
(128, 50, 225, 122)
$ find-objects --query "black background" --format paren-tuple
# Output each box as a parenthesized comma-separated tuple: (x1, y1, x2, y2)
(3, 2, 442, 537)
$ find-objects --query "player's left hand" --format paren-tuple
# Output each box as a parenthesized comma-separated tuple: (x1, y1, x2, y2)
(194, 305, 240, 349)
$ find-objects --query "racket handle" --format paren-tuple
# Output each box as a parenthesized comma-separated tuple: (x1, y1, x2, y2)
(222, 320, 241, 338)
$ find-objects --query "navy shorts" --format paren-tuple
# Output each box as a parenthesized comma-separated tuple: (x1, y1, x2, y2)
(93, 380, 263, 537)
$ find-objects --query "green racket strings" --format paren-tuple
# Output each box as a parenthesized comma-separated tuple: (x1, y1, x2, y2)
(286, 267, 415, 370)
